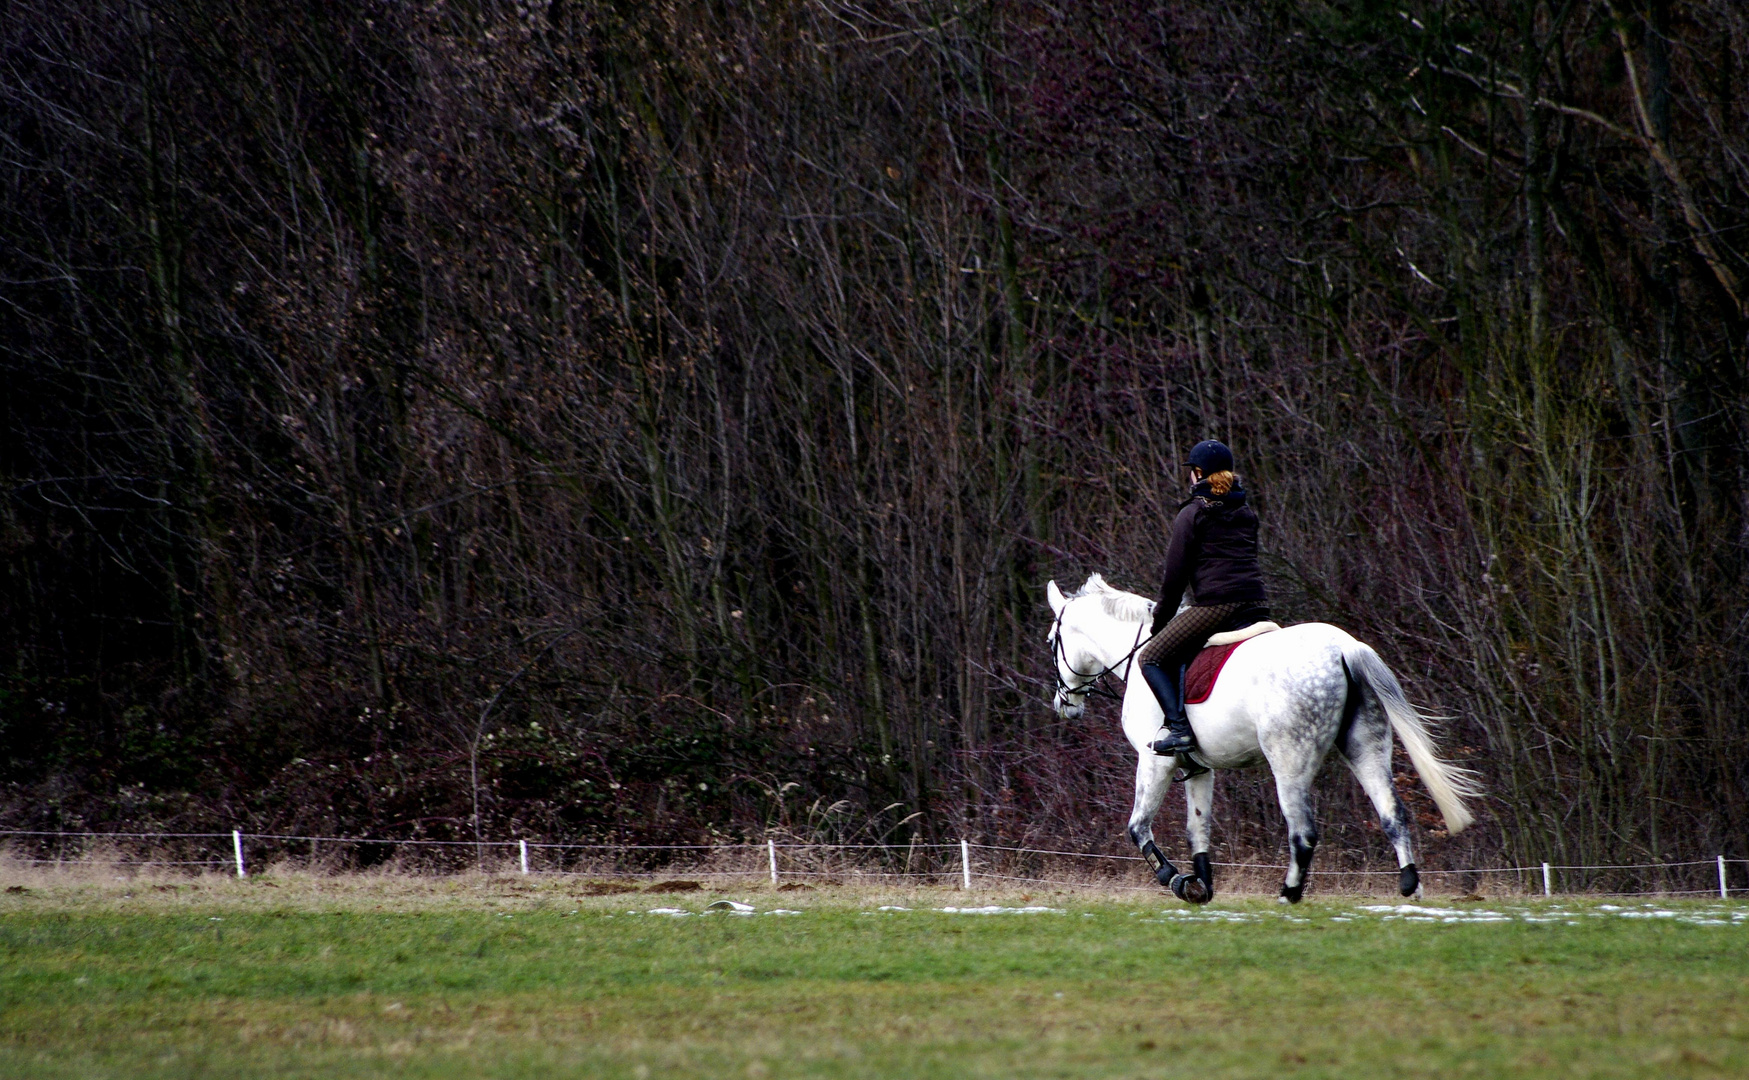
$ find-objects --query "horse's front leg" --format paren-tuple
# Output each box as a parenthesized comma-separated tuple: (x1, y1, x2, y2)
(1180, 769, 1216, 904)
(1126, 751, 1180, 888)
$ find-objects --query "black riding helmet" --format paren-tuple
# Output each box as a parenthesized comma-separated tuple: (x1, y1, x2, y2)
(1182, 439, 1234, 474)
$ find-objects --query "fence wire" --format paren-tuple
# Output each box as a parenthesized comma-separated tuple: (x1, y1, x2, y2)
(0, 830, 1742, 898)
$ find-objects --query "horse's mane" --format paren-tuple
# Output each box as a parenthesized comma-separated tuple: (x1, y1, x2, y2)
(1069, 573, 1155, 625)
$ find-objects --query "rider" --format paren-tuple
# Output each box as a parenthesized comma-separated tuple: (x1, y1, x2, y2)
(1137, 440, 1271, 759)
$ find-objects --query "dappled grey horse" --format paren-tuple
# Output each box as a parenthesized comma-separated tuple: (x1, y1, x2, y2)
(1046, 574, 1480, 903)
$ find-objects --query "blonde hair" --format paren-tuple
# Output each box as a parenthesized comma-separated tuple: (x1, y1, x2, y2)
(1204, 470, 1237, 496)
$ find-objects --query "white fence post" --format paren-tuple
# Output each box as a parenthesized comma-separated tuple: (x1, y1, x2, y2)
(1720, 855, 1729, 900)
(961, 839, 972, 890)
(768, 839, 778, 886)
(233, 830, 246, 878)
(520, 839, 529, 875)
(1541, 861, 1552, 897)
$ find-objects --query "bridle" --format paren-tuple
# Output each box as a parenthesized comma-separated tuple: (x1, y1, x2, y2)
(1050, 606, 1149, 705)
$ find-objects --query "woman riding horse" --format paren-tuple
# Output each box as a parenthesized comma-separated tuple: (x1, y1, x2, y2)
(1138, 439, 1272, 759)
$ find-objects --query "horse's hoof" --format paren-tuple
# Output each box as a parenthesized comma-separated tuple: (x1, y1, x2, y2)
(1192, 853, 1214, 902)
(1280, 882, 1304, 904)
(1399, 863, 1419, 898)
(1172, 873, 1211, 904)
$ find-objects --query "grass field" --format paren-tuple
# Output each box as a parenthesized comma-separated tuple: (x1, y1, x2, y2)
(1, 871, 1745, 1079)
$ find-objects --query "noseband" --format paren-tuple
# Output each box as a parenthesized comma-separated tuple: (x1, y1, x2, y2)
(1051, 612, 1148, 705)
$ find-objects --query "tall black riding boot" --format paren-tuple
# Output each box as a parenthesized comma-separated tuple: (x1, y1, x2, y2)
(1142, 661, 1195, 756)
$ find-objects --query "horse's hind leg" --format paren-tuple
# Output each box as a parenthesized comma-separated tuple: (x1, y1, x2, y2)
(1342, 703, 1422, 897)
(1272, 770, 1319, 904)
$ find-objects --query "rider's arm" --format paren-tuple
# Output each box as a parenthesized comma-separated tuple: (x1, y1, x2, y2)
(1150, 503, 1202, 635)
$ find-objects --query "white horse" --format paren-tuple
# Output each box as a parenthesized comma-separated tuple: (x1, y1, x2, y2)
(1046, 574, 1480, 903)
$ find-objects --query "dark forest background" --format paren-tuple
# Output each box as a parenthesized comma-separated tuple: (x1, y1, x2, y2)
(3, 0, 1745, 879)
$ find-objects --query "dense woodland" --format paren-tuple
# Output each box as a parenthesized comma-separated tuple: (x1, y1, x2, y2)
(3, 0, 1746, 882)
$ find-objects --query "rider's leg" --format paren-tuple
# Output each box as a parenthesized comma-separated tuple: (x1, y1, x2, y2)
(1141, 660, 1194, 754)
(1168, 661, 1209, 776)
(1135, 604, 1238, 757)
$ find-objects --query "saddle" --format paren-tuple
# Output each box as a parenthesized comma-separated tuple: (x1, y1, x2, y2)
(1184, 620, 1280, 704)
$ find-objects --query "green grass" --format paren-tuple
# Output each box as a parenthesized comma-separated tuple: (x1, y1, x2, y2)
(1, 874, 1746, 1078)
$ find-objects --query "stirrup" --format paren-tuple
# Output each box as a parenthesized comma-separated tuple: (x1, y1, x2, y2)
(1150, 733, 1195, 757)
(1172, 760, 1210, 782)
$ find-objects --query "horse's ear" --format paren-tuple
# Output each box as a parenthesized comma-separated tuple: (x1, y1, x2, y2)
(1047, 580, 1067, 615)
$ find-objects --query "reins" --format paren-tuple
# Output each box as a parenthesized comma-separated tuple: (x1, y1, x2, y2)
(1051, 610, 1148, 704)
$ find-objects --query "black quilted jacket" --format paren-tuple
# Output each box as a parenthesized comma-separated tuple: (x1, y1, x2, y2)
(1149, 480, 1269, 635)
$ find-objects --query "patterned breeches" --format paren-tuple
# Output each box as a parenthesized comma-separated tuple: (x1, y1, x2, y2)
(1135, 602, 1249, 668)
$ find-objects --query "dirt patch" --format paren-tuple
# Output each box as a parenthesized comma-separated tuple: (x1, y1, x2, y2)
(646, 880, 703, 892)
(573, 881, 640, 896)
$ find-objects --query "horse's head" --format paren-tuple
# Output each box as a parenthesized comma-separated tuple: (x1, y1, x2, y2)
(1046, 574, 1154, 719)
(1046, 578, 1101, 719)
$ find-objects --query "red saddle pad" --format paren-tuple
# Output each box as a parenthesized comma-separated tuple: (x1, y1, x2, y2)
(1184, 641, 1245, 704)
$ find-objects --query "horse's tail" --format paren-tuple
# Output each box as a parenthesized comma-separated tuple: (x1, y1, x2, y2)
(1342, 643, 1482, 835)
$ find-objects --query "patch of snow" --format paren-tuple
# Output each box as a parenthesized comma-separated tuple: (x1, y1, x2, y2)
(937, 905, 1062, 914)
(1143, 909, 1260, 923)
(1361, 904, 1455, 916)
(1329, 902, 1746, 927)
